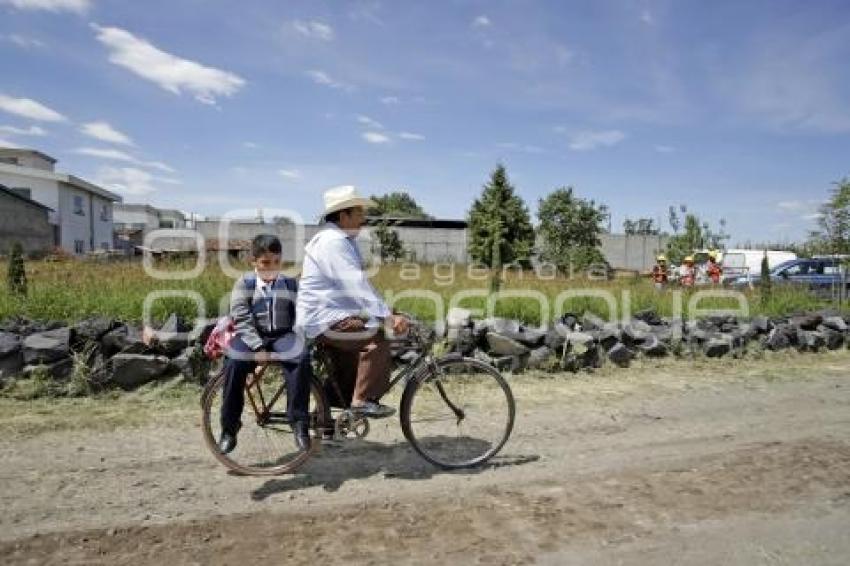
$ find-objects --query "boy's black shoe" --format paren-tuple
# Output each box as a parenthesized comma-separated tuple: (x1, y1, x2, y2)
(294, 421, 311, 452)
(218, 431, 237, 454)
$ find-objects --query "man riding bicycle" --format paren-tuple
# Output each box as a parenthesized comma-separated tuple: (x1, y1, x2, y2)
(296, 185, 409, 418)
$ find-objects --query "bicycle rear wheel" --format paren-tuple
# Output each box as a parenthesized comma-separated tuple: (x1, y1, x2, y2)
(201, 365, 327, 476)
(400, 356, 515, 469)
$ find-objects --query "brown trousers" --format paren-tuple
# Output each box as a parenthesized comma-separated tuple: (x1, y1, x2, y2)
(318, 317, 392, 404)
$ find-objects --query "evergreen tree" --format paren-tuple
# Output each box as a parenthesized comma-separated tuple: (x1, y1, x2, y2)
(7, 241, 27, 296)
(467, 164, 535, 268)
(369, 192, 430, 218)
(759, 251, 772, 304)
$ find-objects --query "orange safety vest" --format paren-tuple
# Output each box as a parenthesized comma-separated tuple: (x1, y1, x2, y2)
(707, 261, 722, 283)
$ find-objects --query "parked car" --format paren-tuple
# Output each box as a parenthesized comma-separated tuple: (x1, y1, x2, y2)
(730, 257, 849, 292)
(721, 249, 797, 283)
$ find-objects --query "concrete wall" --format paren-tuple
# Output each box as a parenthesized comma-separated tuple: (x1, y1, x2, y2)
(0, 192, 53, 255)
(0, 169, 60, 224)
(600, 234, 669, 272)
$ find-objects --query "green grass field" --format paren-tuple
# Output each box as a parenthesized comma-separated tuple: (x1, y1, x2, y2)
(0, 256, 836, 326)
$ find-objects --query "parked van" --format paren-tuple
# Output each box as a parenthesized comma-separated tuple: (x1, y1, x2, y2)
(721, 249, 797, 282)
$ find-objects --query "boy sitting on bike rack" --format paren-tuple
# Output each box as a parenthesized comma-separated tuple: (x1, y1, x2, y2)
(219, 234, 312, 455)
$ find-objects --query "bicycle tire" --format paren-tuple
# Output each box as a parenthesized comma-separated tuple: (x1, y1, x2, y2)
(400, 355, 515, 469)
(201, 367, 328, 476)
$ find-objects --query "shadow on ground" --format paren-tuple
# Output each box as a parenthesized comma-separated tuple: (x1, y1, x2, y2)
(250, 437, 539, 500)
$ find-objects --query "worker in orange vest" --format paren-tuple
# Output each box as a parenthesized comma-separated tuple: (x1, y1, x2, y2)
(680, 256, 696, 287)
(652, 254, 669, 289)
(706, 250, 723, 284)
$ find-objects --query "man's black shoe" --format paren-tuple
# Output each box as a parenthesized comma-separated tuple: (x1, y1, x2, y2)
(294, 421, 311, 452)
(218, 431, 237, 454)
(350, 401, 395, 419)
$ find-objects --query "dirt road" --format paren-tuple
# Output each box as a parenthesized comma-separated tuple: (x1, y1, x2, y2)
(1, 353, 849, 565)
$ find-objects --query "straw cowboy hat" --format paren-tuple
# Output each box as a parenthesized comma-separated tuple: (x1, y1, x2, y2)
(322, 185, 376, 217)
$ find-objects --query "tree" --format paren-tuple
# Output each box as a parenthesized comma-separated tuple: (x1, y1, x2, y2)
(808, 178, 850, 255)
(666, 211, 729, 263)
(623, 217, 660, 235)
(6, 241, 27, 296)
(368, 192, 430, 218)
(759, 251, 772, 303)
(467, 164, 535, 268)
(537, 187, 607, 273)
(371, 222, 405, 262)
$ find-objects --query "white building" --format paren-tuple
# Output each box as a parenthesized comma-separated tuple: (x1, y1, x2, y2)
(0, 148, 122, 254)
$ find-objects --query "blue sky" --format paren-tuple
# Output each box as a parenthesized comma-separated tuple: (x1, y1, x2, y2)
(1, 0, 849, 244)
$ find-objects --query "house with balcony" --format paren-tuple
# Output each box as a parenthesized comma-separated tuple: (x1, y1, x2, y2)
(0, 147, 122, 255)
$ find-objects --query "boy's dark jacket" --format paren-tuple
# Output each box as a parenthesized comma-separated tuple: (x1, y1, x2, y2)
(230, 271, 297, 351)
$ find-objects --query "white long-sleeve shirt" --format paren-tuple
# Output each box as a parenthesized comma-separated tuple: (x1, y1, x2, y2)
(296, 223, 392, 339)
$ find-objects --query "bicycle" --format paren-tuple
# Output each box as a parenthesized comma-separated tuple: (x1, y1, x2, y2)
(200, 319, 515, 476)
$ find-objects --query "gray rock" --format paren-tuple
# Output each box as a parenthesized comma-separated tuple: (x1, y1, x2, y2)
(526, 346, 553, 370)
(23, 327, 71, 365)
(598, 326, 621, 350)
(566, 332, 596, 355)
(544, 322, 570, 351)
(751, 315, 773, 334)
(704, 336, 732, 358)
(486, 333, 530, 356)
(581, 312, 606, 332)
(796, 329, 825, 351)
(0, 351, 24, 381)
(764, 327, 792, 351)
(72, 316, 119, 345)
(638, 334, 669, 357)
(621, 323, 648, 346)
(559, 313, 579, 330)
(791, 314, 823, 331)
(818, 328, 845, 350)
(102, 325, 146, 356)
(634, 309, 663, 326)
(0, 331, 22, 357)
(446, 307, 473, 329)
(822, 316, 848, 332)
(108, 353, 171, 390)
(22, 357, 74, 380)
(449, 327, 476, 356)
(151, 313, 191, 356)
(607, 342, 632, 367)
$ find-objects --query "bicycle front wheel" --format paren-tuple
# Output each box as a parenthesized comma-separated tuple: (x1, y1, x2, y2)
(201, 366, 327, 476)
(400, 356, 515, 469)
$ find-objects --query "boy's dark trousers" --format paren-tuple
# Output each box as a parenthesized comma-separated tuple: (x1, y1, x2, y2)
(220, 333, 311, 435)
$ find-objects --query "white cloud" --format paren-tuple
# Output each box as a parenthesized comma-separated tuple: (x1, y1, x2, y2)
(81, 121, 133, 145)
(1, 33, 45, 49)
(803, 212, 824, 221)
(0, 94, 66, 122)
(380, 96, 399, 105)
(95, 166, 163, 195)
(362, 131, 390, 144)
(242, 141, 259, 149)
(2, 0, 90, 13)
(497, 141, 544, 153)
(472, 15, 491, 28)
(92, 24, 245, 105)
(278, 168, 301, 179)
(654, 144, 675, 153)
(0, 137, 20, 148)
(640, 10, 654, 25)
(568, 130, 626, 151)
(398, 132, 425, 141)
(306, 69, 353, 91)
(74, 147, 175, 173)
(0, 124, 47, 136)
(291, 20, 334, 41)
(777, 200, 805, 212)
(356, 114, 383, 129)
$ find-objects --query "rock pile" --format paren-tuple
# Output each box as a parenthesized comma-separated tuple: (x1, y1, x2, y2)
(442, 308, 850, 374)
